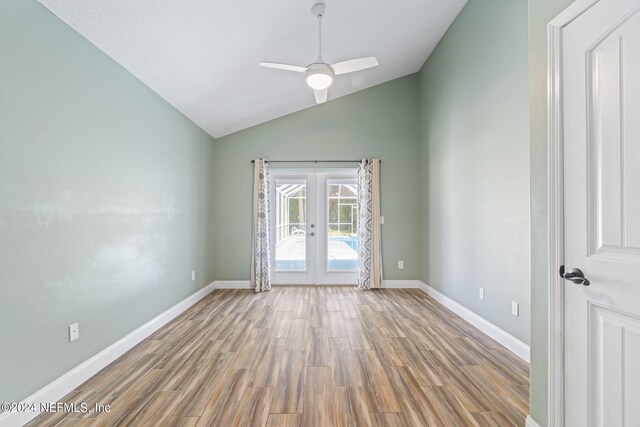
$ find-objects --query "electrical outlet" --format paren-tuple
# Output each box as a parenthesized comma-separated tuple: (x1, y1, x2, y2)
(479, 288, 485, 300)
(380, 216, 385, 224)
(191, 270, 196, 281)
(69, 322, 79, 342)
(512, 302, 519, 317)
(398, 260, 404, 269)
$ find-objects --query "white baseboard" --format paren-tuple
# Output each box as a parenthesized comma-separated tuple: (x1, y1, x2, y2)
(213, 280, 251, 289)
(212, 280, 420, 289)
(0, 282, 216, 427)
(381, 279, 422, 289)
(418, 282, 530, 362)
(525, 415, 541, 427)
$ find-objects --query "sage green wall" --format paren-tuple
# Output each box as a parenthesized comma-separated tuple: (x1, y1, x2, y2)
(417, 0, 531, 344)
(0, 0, 215, 405)
(1, 0, 549, 417)
(528, 0, 574, 425)
(212, 75, 421, 281)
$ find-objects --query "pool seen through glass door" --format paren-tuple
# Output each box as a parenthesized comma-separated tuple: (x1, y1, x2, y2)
(270, 171, 358, 285)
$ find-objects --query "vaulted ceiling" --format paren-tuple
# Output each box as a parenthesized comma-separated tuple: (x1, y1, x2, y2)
(39, 0, 466, 138)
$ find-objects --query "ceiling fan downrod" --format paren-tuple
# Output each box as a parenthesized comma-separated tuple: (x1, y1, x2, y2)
(311, 2, 326, 62)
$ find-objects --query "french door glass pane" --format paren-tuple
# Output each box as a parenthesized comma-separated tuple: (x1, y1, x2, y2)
(327, 181, 358, 271)
(275, 180, 306, 271)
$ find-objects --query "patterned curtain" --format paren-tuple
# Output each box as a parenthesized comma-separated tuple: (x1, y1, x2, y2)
(357, 159, 383, 289)
(251, 159, 271, 292)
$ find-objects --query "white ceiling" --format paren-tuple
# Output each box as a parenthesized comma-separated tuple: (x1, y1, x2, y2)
(39, 0, 466, 138)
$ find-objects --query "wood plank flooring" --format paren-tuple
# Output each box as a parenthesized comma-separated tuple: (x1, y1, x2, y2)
(28, 287, 529, 427)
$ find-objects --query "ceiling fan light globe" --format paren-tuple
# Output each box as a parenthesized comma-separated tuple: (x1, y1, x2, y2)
(306, 72, 333, 90)
(305, 64, 334, 90)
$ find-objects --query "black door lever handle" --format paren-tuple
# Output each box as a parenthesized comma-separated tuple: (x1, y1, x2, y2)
(559, 265, 590, 287)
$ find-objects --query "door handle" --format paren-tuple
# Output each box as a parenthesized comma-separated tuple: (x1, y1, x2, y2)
(559, 265, 590, 287)
(308, 232, 315, 237)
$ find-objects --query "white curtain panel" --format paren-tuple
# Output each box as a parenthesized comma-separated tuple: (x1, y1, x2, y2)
(357, 159, 383, 290)
(251, 159, 271, 292)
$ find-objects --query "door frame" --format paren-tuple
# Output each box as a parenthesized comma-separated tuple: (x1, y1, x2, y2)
(547, 1, 600, 426)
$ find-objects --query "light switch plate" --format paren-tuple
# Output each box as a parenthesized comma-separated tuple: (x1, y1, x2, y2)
(380, 216, 384, 224)
(398, 260, 404, 269)
(479, 288, 485, 300)
(511, 302, 519, 317)
(191, 270, 195, 281)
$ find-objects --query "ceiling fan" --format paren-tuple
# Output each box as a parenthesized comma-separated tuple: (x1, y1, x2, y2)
(259, 2, 379, 104)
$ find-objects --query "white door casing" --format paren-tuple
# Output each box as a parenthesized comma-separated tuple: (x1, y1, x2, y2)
(555, 1, 640, 426)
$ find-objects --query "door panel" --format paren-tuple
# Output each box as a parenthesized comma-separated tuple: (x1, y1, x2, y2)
(590, 305, 640, 427)
(317, 173, 358, 284)
(588, 9, 640, 256)
(271, 173, 317, 284)
(563, 1, 640, 425)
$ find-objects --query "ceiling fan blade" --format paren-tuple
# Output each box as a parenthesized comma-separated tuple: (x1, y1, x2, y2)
(314, 89, 327, 104)
(259, 62, 307, 73)
(331, 57, 379, 75)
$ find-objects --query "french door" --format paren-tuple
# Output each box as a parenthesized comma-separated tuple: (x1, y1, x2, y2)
(270, 171, 359, 285)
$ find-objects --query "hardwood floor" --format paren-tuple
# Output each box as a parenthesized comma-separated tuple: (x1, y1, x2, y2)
(29, 287, 529, 427)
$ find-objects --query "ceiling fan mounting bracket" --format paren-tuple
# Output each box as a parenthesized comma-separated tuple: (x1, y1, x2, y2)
(311, 3, 326, 18)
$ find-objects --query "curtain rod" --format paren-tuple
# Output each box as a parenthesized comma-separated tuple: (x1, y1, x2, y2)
(250, 159, 380, 164)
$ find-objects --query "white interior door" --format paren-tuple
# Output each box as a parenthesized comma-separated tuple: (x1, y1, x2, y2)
(563, 1, 640, 426)
(270, 170, 358, 285)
